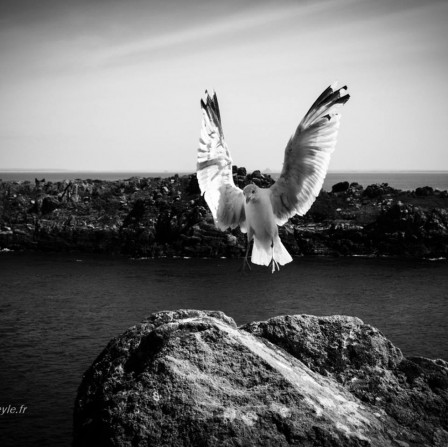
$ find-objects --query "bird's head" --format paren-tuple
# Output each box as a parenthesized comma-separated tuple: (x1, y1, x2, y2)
(243, 184, 259, 204)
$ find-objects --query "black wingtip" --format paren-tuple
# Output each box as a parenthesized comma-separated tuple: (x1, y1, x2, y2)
(201, 89, 221, 119)
(312, 83, 350, 110)
(200, 89, 224, 134)
(211, 91, 221, 122)
(336, 92, 350, 106)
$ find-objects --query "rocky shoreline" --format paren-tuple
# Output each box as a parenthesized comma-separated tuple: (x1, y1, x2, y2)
(74, 309, 448, 446)
(1, 167, 447, 259)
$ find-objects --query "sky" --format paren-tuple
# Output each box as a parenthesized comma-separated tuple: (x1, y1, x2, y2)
(0, 0, 447, 173)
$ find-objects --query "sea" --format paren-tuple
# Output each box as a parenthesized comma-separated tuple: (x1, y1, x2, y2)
(0, 254, 447, 446)
(1, 170, 448, 191)
(0, 171, 447, 446)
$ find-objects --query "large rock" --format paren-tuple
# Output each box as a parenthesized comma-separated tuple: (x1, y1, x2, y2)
(74, 310, 448, 446)
(243, 315, 448, 443)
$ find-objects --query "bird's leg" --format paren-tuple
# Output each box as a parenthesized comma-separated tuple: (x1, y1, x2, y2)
(270, 239, 280, 273)
(242, 239, 252, 271)
(240, 234, 253, 272)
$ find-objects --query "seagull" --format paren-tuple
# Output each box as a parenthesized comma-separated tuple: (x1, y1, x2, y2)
(196, 83, 350, 273)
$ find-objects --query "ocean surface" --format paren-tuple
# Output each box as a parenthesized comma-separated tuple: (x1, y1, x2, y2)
(1, 171, 448, 191)
(0, 253, 447, 446)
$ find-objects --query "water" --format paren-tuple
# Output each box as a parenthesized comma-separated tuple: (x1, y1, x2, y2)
(323, 171, 448, 192)
(0, 253, 447, 446)
(1, 171, 448, 191)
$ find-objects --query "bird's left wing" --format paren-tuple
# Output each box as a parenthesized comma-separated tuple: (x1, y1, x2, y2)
(270, 83, 350, 225)
(197, 90, 246, 232)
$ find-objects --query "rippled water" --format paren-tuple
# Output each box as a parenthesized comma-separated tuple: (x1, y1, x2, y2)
(0, 253, 447, 446)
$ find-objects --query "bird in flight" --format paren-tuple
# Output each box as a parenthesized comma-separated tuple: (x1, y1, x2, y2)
(196, 83, 350, 273)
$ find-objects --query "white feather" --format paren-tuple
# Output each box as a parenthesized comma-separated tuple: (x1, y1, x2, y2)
(270, 84, 350, 225)
(196, 85, 350, 272)
(196, 91, 245, 231)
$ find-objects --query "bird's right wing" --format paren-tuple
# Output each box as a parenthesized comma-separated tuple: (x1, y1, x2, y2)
(196, 90, 246, 232)
(270, 83, 350, 225)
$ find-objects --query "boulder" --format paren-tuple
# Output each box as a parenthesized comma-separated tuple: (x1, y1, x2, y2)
(331, 181, 350, 193)
(243, 315, 448, 443)
(415, 186, 434, 197)
(363, 183, 397, 199)
(237, 167, 247, 177)
(74, 310, 448, 446)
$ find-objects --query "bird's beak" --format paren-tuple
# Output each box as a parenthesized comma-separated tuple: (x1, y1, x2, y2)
(245, 195, 250, 204)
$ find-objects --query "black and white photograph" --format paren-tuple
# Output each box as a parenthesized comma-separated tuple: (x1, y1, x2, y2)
(1, 0, 447, 445)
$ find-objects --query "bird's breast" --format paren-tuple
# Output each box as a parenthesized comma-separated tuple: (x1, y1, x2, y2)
(245, 192, 278, 242)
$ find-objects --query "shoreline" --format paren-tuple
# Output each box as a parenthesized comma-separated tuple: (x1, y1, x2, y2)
(1, 249, 447, 263)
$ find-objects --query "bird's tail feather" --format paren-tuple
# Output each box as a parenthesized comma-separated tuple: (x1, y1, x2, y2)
(251, 236, 293, 273)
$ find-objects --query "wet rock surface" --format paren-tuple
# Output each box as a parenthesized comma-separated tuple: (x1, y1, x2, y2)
(74, 310, 448, 446)
(1, 168, 447, 258)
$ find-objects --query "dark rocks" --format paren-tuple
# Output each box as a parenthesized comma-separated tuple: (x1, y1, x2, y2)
(363, 183, 397, 199)
(185, 175, 201, 195)
(416, 186, 434, 197)
(0, 172, 447, 259)
(244, 169, 274, 189)
(365, 203, 448, 257)
(74, 310, 448, 446)
(332, 181, 350, 193)
(236, 166, 246, 177)
(41, 196, 60, 215)
(123, 199, 146, 227)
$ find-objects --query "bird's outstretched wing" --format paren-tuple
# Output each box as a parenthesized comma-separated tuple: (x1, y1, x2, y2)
(270, 83, 350, 225)
(197, 90, 246, 232)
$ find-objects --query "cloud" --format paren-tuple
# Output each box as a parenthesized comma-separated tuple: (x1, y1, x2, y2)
(95, 2, 328, 67)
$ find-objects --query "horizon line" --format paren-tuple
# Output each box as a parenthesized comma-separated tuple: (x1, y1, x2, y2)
(1, 169, 447, 174)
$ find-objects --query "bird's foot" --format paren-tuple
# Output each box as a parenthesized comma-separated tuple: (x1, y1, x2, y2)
(270, 259, 280, 274)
